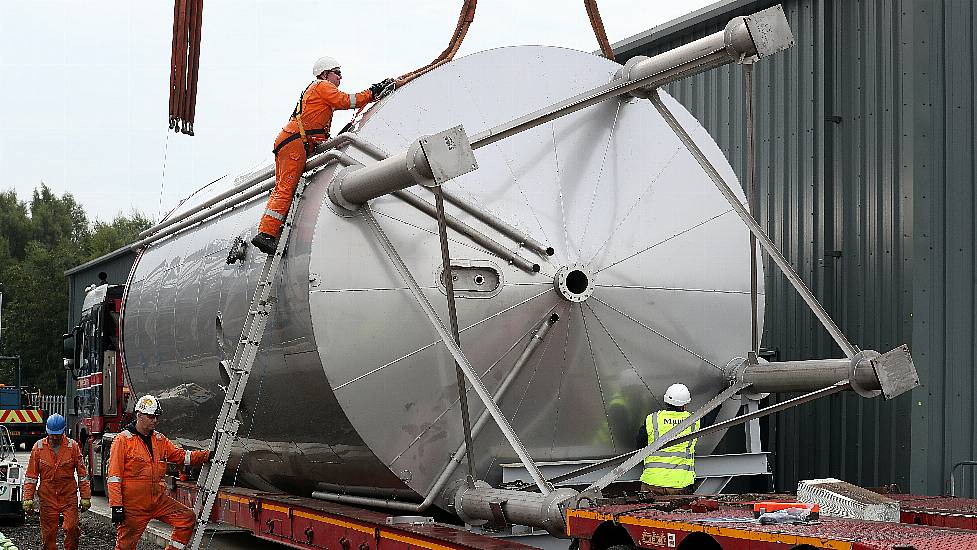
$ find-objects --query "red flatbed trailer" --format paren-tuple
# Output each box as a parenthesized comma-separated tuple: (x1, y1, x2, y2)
(566, 501, 977, 550)
(167, 478, 977, 549)
(169, 481, 537, 550)
(893, 494, 977, 531)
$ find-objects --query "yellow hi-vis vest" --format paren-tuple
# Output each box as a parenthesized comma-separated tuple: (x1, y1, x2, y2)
(639, 410, 699, 488)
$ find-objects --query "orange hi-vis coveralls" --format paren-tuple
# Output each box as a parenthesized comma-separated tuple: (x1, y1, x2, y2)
(258, 80, 375, 237)
(24, 436, 91, 550)
(107, 429, 209, 550)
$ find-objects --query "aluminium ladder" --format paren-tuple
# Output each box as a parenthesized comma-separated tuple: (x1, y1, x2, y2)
(186, 177, 309, 550)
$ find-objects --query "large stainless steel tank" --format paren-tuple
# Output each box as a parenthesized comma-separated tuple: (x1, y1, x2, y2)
(122, 45, 762, 506)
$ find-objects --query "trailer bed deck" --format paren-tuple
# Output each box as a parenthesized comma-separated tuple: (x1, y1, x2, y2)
(893, 494, 977, 531)
(567, 500, 977, 549)
(172, 483, 538, 550)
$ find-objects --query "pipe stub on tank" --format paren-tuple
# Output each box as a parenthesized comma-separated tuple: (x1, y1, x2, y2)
(849, 350, 883, 398)
(554, 264, 595, 303)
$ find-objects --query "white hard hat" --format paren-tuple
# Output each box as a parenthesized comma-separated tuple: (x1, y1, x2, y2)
(135, 394, 161, 415)
(663, 383, 691, 406)
(312, 56, 341, 79)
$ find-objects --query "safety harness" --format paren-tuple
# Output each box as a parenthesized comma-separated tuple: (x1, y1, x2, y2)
(273, 81, 328, 156)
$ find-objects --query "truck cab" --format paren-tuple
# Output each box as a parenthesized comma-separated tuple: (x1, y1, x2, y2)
(63, 282, 131, 493)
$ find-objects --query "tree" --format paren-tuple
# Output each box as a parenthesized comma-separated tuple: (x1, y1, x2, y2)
(0, 185, 150, 394)
(89, 211, 152, 258)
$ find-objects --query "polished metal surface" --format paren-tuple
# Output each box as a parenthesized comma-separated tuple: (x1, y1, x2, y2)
(359, 204, 553, 495)
(121, 45, 760, 514)
(468, 7, 792, 151)
(736, 358, 879, 394)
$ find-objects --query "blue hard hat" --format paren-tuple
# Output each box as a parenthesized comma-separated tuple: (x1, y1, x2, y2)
(46, 414, 66, 435)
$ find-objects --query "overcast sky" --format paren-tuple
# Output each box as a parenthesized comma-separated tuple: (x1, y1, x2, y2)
(0, 1, 715, 223)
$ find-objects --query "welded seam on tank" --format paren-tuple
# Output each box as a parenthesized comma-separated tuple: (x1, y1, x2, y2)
(371, 208, 495, 257)
(592, 295, 720, 372)
(584, 302, 664, 409)
(577, 99, 624, 262)
(311, 287, 439, 293)
(387, 317, 547, 464)
(592, 284, 757, 296)
(551, 122, 571, 264)
(330, 287, 554, 391)
(484, 302, 568, 478)
(596, 209, 735, 275)
(456, 71, 554, 254)
(548, 304, 577, 454)
(584, 142, 686, 267)
(581, 305, 616, 448)
(585, 116, 720, 269)
(372, 108, 412, 153)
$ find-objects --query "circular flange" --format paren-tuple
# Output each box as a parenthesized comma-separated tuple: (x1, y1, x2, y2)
(614, 55, 654, 99)
(850, 350, 882, 398)
(554, 264, 595, 303)
(724, 355, 771, 401)
(326, 165, 363, 213)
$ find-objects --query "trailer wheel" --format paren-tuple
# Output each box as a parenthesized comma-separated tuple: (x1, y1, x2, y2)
(590, 520, 635, 550)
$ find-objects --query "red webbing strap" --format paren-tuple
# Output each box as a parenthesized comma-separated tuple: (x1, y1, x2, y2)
(584, 0, 616, 61)
(168, 0, 204, 135)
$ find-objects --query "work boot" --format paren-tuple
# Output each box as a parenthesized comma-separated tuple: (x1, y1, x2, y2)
(250, 232, 279, 255)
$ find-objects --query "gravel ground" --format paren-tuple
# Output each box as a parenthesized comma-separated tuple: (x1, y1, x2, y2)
(0, 512, 157, 550)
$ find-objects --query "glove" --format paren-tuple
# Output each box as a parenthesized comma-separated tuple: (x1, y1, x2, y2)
(369, 78, 396, 100)
(22, 499, 33, 513)
(112, 506, 125, 524)
(80, 498, 91, 512)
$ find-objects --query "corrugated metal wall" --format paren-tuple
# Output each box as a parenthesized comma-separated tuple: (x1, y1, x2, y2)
(617, 0, 918, 492)
(911, 0, 977, 497)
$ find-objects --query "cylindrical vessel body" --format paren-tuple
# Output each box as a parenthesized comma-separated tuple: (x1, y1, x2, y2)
(121, 46, 761, 510)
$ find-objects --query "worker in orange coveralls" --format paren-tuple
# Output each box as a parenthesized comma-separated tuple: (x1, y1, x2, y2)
(108, 395, 210, 550)
(250, 56, 396, 254)
(23, 413, 91, 550)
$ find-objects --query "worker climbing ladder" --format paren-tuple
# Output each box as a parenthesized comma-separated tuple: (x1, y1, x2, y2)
(186, 176, 309, 550)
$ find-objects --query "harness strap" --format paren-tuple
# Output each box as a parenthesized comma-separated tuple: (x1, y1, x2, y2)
(292, 82, 316, 145)
(272, 130, 328, 156)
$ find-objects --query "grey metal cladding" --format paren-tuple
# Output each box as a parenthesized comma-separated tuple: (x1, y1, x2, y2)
(911, 0, 977, 498)
(615, 0, 917, 493)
